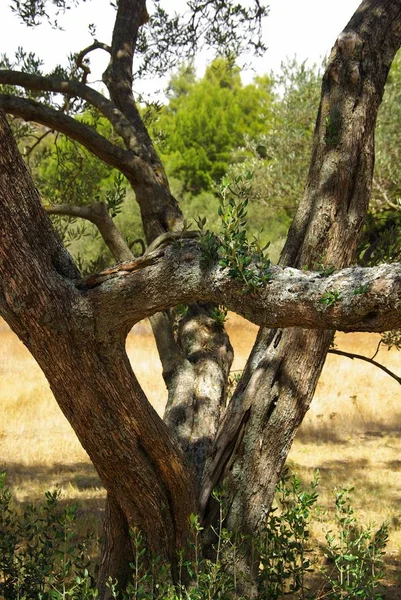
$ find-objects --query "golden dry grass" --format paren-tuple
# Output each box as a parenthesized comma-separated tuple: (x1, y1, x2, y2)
(1, 315, 401, 592)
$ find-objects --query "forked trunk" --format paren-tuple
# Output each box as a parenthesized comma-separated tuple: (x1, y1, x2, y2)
(1, 2, 401, 599)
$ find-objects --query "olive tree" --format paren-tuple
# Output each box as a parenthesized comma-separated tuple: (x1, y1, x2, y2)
(1, 0, 401, 597)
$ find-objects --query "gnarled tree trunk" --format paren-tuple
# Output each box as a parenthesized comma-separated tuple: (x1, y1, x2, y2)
(1, 1, 401, 599)
(0, 110, 197, 592)
(201, 0, 401, 580)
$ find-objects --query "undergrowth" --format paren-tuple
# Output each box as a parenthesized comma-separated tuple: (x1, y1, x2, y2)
(0, 469, 388, 599)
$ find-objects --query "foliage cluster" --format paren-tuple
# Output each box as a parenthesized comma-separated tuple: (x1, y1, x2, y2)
(147, 57, 320, 250)
(152, 58, 272, 195)
(0, 471, 96, 599)
(150, 49, 401, 266)
(3, 8, 401, 269)
(324, 488, 389, 600)
(197, 172, 271, 292)
(226, 59, 321, 236)
(0, 470, 388, 600)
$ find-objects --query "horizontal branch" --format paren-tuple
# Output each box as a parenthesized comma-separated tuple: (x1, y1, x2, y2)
(0, 69, 146, 154)
(75, 240, 401, 339)
(0, 95, 142, 180)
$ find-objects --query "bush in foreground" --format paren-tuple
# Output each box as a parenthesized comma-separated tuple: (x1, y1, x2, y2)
(0, 470, 388, 599)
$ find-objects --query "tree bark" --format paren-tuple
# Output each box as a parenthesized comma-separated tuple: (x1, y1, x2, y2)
(1, 1, 401, 598)
(0, 0, 234, 584)
(75, 244, 401, 334)
(0, 108, 197, 592)
(201, 0, 401, 550)
(102, 2, 235, 494)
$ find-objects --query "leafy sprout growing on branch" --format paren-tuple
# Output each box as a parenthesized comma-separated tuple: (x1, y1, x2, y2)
(196, 172, 272, 292)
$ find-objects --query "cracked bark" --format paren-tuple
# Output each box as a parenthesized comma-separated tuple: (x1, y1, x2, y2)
(200, 2, 401, 569)
(1, 0, 232, 508)
(31, 0, 233, 570)
(1, 1, 401, 598)
(85, 0, 233, 506)
(43, 197, 232, 592)
(0, 108, 197, 593)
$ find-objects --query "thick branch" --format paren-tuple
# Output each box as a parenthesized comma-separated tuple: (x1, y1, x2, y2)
(0, 94, 143, 180)
(76, 242, 401, 337)
(44, 203, 183, 395)
(0, 69, 145, 154)
(0, 106, 196, 579)
(102, 0, 165, 169)
(198, 0, 401, 532)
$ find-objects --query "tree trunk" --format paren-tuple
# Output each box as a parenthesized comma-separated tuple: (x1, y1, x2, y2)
(202, 0, 401, 571)
(163, 303, 234, 488)
(0, 108, 196, 593)
(98, 494, 134, 597)
(102, 0, 235, 489)
(2, 2, 401, 598)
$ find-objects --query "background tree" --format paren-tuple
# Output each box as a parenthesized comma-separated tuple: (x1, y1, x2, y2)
(227, 59, 321, 244)
(1, 1, 401, 598)
(154, 57, 272, 194)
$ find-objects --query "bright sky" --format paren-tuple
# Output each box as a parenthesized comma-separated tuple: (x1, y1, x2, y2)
(0, 0, 362, 96)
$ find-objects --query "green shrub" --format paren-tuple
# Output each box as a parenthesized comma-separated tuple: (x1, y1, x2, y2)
(0, 471, 389, 599)
(0, 471, 96, 599)
(257, 470, 320, 600)
(324, 488, 388, 600)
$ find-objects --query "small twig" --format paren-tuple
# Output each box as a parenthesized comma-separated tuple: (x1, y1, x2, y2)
(328, 348, 401, 385)
(371, 339, 382, 361)
(24, 128, 53, 160)
(72, 40, 112, 84)
(373, 175, 400, 211)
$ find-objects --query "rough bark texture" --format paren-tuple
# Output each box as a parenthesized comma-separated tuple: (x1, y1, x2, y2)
(76, 250, 401, 333)
(98, 494, 134, 598)
(0, 0, 234, 577)
(163, 304, 234, 488)
(1, 1, 401, 597)
(100, 3, 234, 490)
(0, 109, 196, 591)
(201, 0, 401, 541)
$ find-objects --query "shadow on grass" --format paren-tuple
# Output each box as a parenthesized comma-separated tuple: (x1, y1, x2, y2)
(0, 461, 105, 544)
(381, 556, 401, 600)
(295, 425, 346, 444)
(304, 566, 401, 600)
(0, 460, 102, 494)
(387, 459, 401, 470)
(290, 458, 401, 508)
(296, 418, 401, 445)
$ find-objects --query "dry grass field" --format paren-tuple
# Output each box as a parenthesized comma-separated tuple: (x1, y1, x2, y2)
(1, 314, 401, 594)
